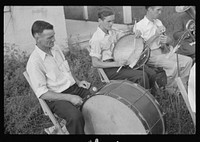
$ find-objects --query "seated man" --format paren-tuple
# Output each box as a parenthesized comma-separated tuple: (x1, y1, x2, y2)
(173, 6, 195, 60)
(89, 6, 156, 90)
(134, 6, 193, 93)
(26, 20, 91, 134)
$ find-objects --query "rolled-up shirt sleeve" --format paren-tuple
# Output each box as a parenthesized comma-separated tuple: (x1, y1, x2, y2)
(89, 40, 102, 59)
(27, 60, 48, 98)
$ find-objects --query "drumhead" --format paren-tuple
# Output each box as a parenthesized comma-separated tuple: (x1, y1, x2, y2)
(82, 95, 147, 134)
(113, 34, 144, 63)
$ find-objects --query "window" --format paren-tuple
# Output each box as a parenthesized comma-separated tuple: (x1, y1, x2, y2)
(63, 6, 85, 20)
(131, 6, 146, 22)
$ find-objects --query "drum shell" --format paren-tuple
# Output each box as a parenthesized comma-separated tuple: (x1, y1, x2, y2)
(81, 80, 165, 134)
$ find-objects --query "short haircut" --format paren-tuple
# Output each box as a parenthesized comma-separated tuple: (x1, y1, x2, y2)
(145, 6, 153, 10)
(97, 6, 114, 20)
(31, 20, 53, 37)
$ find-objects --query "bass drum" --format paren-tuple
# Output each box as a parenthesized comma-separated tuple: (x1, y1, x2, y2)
(81, 80, 166, 134)
(113, 34, 150, 70)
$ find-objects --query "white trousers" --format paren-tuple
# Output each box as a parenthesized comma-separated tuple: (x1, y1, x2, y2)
(148, 47, 193, 88)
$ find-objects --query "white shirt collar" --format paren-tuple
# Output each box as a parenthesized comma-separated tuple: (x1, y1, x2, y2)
(143, 16, 157, 25)
(96, 26, 112, 37)
(35, 45, 57, 61)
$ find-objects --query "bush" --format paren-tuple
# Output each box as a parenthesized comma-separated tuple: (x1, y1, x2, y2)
(4, 43, 50, 134)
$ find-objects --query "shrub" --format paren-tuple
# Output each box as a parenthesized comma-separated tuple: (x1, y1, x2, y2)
(4, 43, 50, 134)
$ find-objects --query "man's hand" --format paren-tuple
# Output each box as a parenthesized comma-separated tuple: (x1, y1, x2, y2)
(156, 26, 166, 36)
(116, 59, 128, 67)
(159, 34, 169, 44)
(69, 95, 83, 106)
(134, 30, 142, 38)
(78, 80, 91, 89)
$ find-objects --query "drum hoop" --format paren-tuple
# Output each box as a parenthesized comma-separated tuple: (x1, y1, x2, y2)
(81, 81, 165, 134)
(132, 47, 151, 70)
(81, 82, 155, 134)
(114, 81, 165, 134)
(114, 33, 149, 70)
(81, 92, 150, 133)
(135, 83, 165, 134)
(115, 33, 135, 43)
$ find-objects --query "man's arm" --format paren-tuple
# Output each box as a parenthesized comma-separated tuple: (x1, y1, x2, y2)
(40, 91, 83, 106)
(91, 56, 124, 68)
(27, 60, 82, 105)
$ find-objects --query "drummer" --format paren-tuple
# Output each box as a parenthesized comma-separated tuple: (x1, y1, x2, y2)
(89, 6, 156, 90)
(133, 6, 193, 94)
(26, 20, 92, 134)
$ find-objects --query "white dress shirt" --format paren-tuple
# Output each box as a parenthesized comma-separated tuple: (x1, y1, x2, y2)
(134, 16, 164, 50)
(89, 27, 124, 61)
(26, 45, 76, 98)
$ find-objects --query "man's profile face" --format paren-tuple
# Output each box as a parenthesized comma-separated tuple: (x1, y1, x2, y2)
(149, 6, 163, 19)
(99, 14, 115, 31)
(37, 29, 55, 49)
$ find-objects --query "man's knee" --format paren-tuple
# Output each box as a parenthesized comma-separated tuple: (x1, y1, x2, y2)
(69, 110, 84, 124)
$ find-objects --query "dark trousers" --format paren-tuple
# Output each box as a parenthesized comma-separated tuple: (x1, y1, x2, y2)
(46, 83, 91, 134)
(103, 65, 156, 90)
(176, 41, 195, 58)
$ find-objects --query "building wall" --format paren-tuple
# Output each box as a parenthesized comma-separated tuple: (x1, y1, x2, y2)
(4, 6, 177, 54)
(4, 6, 68, 54)
(66, 19, 131, 49)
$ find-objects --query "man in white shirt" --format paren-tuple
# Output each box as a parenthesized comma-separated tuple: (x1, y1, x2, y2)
(26, 20, 91, 134)
(89, 6, 157, 90)
(134, 6, 193, 92)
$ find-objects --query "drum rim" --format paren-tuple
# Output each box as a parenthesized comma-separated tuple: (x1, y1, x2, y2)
(81, 80, 165, 134)
(114, 33, 151, 70)
(114, 33, 143, 45)
(132, 47, 151, 70)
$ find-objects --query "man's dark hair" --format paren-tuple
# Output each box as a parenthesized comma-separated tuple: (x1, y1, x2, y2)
(98, 6, 115, 20)
(145, 6, 152, 10)
(31, 20, 53, 37)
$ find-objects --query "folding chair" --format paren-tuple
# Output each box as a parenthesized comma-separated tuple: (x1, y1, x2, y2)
(97, 68, 111, 83)
(86, 46, 111, 84)
(23, 71, 69, 134)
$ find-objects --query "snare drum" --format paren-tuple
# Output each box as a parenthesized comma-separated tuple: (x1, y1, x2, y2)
(81, 80, 165, 134)
(113, 34, 150, 70)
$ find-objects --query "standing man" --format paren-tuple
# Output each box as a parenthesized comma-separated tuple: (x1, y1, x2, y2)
(89, 6, 156, 90)
(173, 6, 195, 60)
(26, 20, 91, 134)
(134, 6, 193, 93)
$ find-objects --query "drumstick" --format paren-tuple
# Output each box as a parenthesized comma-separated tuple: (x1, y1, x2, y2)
(116, 66, 123, 73)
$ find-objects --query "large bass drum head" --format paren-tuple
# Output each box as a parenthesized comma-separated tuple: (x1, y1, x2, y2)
(82, 95, 146, 134)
